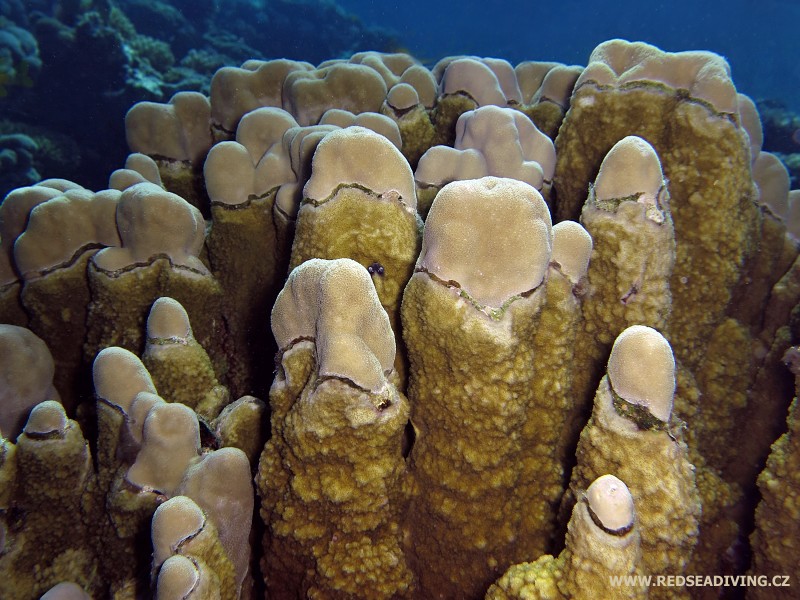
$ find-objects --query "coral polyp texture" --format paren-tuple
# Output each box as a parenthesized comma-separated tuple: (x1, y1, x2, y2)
(0, 38, 799, 600)
(487, 474, 646, 600)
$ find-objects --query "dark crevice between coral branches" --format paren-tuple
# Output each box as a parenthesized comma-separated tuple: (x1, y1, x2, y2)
(402, 419, 416, 459)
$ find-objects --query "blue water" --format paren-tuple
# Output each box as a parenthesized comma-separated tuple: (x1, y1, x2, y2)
(337, 0, 800, 111)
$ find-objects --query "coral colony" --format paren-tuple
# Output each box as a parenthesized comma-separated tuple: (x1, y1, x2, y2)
(1, 39, 800, 599)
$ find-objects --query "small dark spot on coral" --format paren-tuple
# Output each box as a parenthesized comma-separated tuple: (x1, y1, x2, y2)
(367, 262, 385, 277)
(620, 283, 639, 305)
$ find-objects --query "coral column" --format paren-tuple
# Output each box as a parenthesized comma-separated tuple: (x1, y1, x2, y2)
(401, 177, 557, 598)
(257, 258, 414, 599)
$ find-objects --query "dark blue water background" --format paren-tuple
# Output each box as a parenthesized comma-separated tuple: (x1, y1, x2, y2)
(335, 0, 800, 110)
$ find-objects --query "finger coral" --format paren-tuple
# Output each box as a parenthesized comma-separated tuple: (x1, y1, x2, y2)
(401, 177, 557, 597)
(487, 474, 646, 600)
(257, 258, 413, 598)
(565, 326, 701, 598)
(0, 39, 798, 600)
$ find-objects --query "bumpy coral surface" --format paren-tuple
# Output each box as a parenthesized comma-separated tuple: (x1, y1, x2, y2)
(0, 39, 799, 600)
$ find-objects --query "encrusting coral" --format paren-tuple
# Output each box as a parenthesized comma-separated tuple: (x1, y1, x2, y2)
(414, 104, 556, 215)
(0, 180, 79, 327)
(747, 354, 800, 599)
(289, 126, 422, 380)
(13, 186, 122, 412)
(401, 176, 562, 597)
(125, 92, 214, 210)
(564, 326, 700, 599)
(257, 258, 413, 598)
(84, 181, 225, 377)
(566, 135, 675, 441)
(142, 296, 229, 420)
(150, 495, 238, 600)
(0, 324, 60, 439)
(0, 298, 256, 598)
(1, 37, 799, 600)
(0, 401, 94, 598)
(487, 474, 647, 600)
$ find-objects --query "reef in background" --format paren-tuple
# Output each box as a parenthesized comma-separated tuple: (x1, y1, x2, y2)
(757, 99, 800, 189)
(1, 39, 800, 599)
(0, 0, 399, 196)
